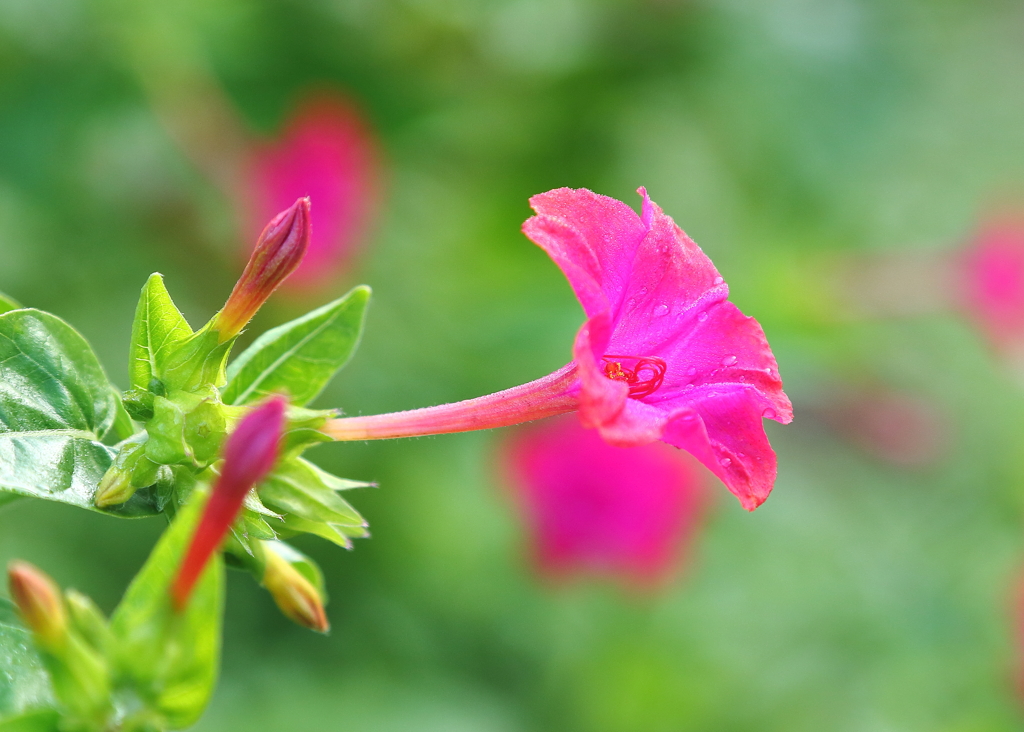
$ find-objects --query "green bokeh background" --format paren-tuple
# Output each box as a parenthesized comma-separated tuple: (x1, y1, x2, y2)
(3, 0, 1024, 729)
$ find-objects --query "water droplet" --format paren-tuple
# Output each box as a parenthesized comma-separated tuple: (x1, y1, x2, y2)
(762, 408, 776, 419)
(697, 311, 708, 322)
(708, 391, 718, 397)
(686, 366, 697, 376)
(713, 276, 724, 285)
(721, 355, 737, 367)
(684, 384, 694, 390)
(653, 303, 669, 317)
(719, 457, 732, 467)
(638, 286, 648, 295)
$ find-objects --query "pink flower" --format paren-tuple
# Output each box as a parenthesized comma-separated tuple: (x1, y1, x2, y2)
(960, 219, 1024, 351)
(506, 416, 707, 585)
(243, 90, 380, 289)
(326, 188, 792, 511)
(172, 396, 286, 609)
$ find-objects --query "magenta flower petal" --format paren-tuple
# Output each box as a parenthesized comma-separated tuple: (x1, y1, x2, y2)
(245, 90, 379, 289)
(523, 189, 648, 318)
(507, 415, 707, 585)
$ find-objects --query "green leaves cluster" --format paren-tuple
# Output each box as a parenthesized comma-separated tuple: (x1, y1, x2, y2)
(0, 274, 374, 729)
(0, 493, 223, 732)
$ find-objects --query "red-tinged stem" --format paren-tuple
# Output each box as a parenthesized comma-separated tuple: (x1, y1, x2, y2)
(324, 364, 581, 441)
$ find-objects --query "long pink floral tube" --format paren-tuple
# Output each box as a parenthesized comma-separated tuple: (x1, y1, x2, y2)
(324, 364, 579, 441)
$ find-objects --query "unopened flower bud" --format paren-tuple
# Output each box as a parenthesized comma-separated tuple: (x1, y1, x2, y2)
(215, 197, 311, 341)
(8, 561, 67, 650)
(262, 546, 329, 633)
(171, 396, 287, 609)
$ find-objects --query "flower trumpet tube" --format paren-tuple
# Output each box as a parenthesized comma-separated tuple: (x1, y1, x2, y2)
(171, 396, 286, 609)
(214, 197, 311, 342)
(325, 188, 792, 511)
(324, 363, 580, 440)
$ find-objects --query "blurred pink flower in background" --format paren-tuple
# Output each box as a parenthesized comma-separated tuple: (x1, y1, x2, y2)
(506, 415, 708, 587)
(960, 218, 1024, 354)
(241, 90, 381, 289)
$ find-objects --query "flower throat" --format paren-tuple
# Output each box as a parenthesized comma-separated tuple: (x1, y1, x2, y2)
(601, 355, 667, 398)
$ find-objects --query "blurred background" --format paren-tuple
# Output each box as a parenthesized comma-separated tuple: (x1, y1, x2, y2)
(3, 0, 1024, 729)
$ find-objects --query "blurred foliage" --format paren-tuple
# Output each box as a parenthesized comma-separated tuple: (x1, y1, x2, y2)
(3, 0, 1024, 730)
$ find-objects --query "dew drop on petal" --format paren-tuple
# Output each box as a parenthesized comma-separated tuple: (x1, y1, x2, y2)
(686, 366, 697, 376)
(654, 303, 669, 317)
(638, 286, 648, 295)
(697, 311, 708, 322)
(762, 408, 776, 419)
(721, 355, 737, 367)
(713, 276, 724, 285)
(719, 457, 732, 467)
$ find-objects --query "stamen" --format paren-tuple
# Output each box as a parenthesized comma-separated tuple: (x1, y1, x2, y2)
(601, 355, 667, 398)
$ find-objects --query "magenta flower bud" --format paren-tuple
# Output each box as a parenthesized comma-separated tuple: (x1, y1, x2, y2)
(172, 396, 287, 610)
(215, 198, 311, 341)
(8, 561, 67, 650)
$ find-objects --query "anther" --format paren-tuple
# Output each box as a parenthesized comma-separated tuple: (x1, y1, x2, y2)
(601, 355, 667, 398)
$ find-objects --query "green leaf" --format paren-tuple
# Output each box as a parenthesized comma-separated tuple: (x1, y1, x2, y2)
(0, 293, 21, 315)
(0, 309, 145, 514)
(259, 458, 366, 528)
(0, 710, 60, 732)
(223, 286, 371, 406)
(110, 487, 223, 730)
(0, 310, 117, 435)
(0, 434, 157, 517)
(0, 600, 55, 722)
(128, 274, 193, 392)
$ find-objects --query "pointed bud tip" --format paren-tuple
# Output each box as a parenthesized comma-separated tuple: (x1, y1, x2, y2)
(263, 550, 329, 633)
(94, 470, 135, 508)
(8, 561, 66, 648)
(216, 199, 313, 340)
